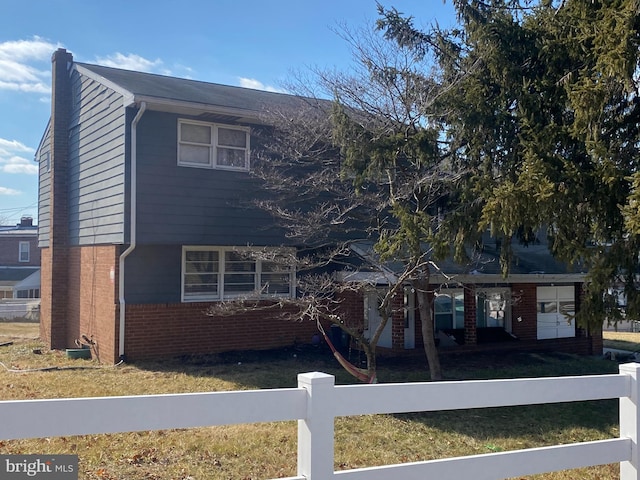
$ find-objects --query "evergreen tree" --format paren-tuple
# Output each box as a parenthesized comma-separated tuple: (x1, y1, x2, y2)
(378, 0, 640, 327)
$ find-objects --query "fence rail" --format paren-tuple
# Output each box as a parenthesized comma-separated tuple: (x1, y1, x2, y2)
(1, 364, 639, 479)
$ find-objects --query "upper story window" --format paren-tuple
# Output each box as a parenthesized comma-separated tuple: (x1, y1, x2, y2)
(178, 120, 250, 171)
(19, 241, 30, 262)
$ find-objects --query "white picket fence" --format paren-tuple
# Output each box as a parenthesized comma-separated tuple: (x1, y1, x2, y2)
(2, 364, 640, 479)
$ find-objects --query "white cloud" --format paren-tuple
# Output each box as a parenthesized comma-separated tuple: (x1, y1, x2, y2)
(0, 37, 58, 61)
(2, 156, 38, 175)
(0, 138, 33, 153)
(0, 187, 21, 196)
(0, 138, 37, 175)
(238, 77, 285, 93)
(94, 52, 169, 74)
(0, 37, 61, 93)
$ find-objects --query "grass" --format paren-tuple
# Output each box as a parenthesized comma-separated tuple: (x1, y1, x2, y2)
(603, 330, 640, 353)
(0, 320, 39, 341)
(0, 323, 625, 479)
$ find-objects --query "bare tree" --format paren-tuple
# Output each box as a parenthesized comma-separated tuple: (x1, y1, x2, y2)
(245, 33, 456, 381)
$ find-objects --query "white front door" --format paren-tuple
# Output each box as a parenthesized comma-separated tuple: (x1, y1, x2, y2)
(536, 286, 576, 340)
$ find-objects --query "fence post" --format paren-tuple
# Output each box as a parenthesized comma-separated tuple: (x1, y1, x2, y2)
(297, 372, 335, 479)
(620, 363, 640, 480)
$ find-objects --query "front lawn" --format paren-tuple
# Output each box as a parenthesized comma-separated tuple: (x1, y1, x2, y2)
(603, 330, 640, 353)
(0, 325, 624, 479)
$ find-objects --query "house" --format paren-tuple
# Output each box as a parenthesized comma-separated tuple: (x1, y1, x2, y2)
(0, 216, 40, 299)
(38, 49, 601, 364)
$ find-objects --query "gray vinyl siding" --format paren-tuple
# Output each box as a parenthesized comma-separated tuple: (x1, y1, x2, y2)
(37, 125, 51, 247)
(135, 111, 289, 246)
(124, 244, 182, 303)
(68, 71, 127, 245)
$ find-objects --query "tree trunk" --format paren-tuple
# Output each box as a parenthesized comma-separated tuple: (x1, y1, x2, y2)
(363, 341, 377, 382)
(338, 327, 377, 383)
(414, 277, 442, 381)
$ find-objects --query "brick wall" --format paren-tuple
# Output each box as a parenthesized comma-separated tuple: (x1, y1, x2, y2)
(336, 289, 364, 332)
(45, 48, 73, 350)
(464, 285, 477, 345)
(114, 280, 603, 362)
(123, 302, 319, 361)
(511, 283, 538, 340)
(66, 246, 119, 363)
(390, 293, 405, 351)
(41, 245, 120, 362)
(39, 247, 56, 344)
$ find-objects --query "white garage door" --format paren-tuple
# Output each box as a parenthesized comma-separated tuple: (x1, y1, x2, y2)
(536, 286, 576, 340)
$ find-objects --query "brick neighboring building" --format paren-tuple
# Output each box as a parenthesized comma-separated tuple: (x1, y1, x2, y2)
(0, 216, 40, 299)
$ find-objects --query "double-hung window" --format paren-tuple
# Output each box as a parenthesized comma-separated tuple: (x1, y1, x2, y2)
(178, 120, 250, 171)
(182, 247, 294, 302)
(19, 241, 30, 263)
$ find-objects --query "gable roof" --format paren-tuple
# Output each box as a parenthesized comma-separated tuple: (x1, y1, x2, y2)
(75, 63, 312, 122)
(0, 267, 39, 285)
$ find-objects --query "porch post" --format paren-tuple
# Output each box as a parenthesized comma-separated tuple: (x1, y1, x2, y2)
(464, 285, 477, 345)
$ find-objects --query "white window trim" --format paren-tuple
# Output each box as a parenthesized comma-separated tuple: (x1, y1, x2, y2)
(181, 246, 295, 302)
(434, 289, 465, 330)
(177, 119, 250, 171)
(18, 241, 30, 263)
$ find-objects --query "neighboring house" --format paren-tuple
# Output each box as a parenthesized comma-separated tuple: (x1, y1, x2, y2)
(38, 49, 600, 364)
(0, 217, 40, 299)
(13, 269, 41, 299)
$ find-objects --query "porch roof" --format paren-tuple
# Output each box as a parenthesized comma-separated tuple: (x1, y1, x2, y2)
(341, 235, 586, 285)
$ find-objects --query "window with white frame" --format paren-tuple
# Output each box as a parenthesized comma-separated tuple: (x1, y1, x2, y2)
(19, 241, 30, 263)
(182, 247, 294, 301)
(434, 290, 464, 330)
(178, 120, 250, 171)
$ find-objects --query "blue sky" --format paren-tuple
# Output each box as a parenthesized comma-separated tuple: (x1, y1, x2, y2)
(0, 0, 456, 225)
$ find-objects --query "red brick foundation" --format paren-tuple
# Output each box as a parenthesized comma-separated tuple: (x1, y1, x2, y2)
(41, 250, 603, 363)
(122, 302, 319, 361)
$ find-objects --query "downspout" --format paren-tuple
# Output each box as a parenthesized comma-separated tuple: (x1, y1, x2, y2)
(118, 101, 146, 361)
